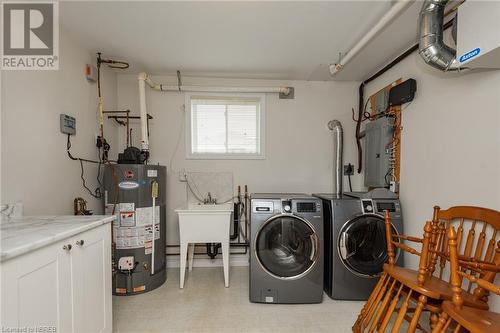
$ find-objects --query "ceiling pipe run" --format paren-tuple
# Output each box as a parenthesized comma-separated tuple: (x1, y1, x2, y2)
(140, 72, 293, 95)
(418, 0, 457, 70)
(137, 72, 294, 154)
(330, 0, 415, 76)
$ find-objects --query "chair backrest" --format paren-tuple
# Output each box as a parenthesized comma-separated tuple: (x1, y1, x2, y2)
(384, 206, 500, 292)
(429, 206, 500, 283)
(447, 225, 500, 308)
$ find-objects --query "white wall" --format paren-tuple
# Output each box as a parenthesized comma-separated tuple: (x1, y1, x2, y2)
(364, 52, 500, 310)
(117, 75, 361, 249)
(1, 28, 119, 215)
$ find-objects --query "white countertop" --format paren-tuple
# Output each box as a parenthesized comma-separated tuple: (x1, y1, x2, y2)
(1, 215, 115, 262)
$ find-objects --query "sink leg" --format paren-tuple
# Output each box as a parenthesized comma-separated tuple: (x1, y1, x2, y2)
(222, 241, 229, 288)
(180, 242, 188, 289)
(188, 243, 195, 271)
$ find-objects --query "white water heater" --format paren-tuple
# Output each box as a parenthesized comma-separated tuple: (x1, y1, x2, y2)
(455, 1, 500, 69)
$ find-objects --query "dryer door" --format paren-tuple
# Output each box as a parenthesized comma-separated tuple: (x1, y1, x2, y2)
(255, 214, 319, 280)
(338, 213, 398, 278)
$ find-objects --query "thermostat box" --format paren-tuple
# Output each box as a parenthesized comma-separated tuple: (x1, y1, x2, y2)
(60, 114, 76, 135)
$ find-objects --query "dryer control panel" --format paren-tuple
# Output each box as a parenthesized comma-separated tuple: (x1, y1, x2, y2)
(373, 199, 402, 218)
(361, 199, 374, 213)
(296, 202, 318, 213)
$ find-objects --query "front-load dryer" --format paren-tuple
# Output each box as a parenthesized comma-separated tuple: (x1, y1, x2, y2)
(313, 192, 404, 300)
(250, 193, 323, 304)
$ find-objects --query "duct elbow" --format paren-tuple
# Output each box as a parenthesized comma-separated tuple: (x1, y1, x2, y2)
(328, 120, 343, 132)
(419, 44, 457, 71)
(418, 0, 457, 71)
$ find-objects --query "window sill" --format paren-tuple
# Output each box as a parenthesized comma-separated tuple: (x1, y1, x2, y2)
(186, 153, 266, 160)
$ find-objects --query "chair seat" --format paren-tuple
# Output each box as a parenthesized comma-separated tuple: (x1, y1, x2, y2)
(384, 264, 488, 310)
(442, 301, 500, 333)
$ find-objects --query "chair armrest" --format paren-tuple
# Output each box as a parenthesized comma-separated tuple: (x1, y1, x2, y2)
(458, 271, 500, 296)
(392, 234, 423, 243)
(392, 241, 421, 256)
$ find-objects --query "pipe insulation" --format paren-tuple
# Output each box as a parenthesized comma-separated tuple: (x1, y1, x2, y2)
(330, 0, 415, 75)
(328, 120, 343, 197)
(418, 0, 457, 70)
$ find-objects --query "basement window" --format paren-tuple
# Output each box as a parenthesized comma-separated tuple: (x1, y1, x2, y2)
(186, 93, 265, 159)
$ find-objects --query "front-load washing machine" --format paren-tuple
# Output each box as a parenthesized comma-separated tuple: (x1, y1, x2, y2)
(250, 193, 323, 303)
(313, 191, 404, 300)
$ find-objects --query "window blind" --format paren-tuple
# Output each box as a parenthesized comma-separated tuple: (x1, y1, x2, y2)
(190, 97, 261, 155)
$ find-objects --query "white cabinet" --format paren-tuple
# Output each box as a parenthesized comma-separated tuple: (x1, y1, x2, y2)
(1, 224, 112, 333)
(72, 225, 112, 333)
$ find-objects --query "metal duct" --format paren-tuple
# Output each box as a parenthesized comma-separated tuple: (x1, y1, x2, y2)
(418, 0, 457, 70)
(328, 120, 343, 197)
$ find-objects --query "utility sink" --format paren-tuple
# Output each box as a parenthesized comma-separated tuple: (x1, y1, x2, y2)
(176, 203, 234, 212)
(175, 202, 234, 288)
(174, 203, 233, 241)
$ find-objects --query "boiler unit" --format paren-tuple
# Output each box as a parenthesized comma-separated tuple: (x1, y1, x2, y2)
(103, 164, 166, 295)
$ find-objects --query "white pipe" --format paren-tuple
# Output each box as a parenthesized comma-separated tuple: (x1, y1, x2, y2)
(138, 72, 149, 151)
(140, 73, 291, 95)
(330, 0, 415, 75)
(156, 84, 290, 95)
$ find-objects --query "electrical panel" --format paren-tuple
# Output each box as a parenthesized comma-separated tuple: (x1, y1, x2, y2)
(373, 89, 389, 114)
(60, 114, 76, 135)
(363, 117, 395, 188)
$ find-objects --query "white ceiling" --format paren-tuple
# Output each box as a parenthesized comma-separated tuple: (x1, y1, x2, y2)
(60, 1, 422, 81)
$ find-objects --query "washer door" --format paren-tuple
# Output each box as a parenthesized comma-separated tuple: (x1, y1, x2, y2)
(338, 214, 397, 277)
(255, 214, 319, 280)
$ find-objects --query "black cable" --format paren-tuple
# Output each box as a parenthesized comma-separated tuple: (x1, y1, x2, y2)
(355, 83, 364, 173)
(67, 134, 100, 164)
(348, 174, 353, 192)
(79, 159, 101, 199)
(67, 134, 105, 199)
(97, 53, 102, 99)
(96, 147, 103, 197)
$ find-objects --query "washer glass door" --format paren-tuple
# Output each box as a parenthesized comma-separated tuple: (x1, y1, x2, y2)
(338, 214, 396, 277)
(255, 215, 318, 279)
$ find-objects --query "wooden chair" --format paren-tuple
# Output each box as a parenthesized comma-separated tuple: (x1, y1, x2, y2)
(353, 206, 500, 333)
(432, 226, 500, 333)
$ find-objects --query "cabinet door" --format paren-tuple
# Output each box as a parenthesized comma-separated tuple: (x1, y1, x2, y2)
(72, 224, 112, 333)
(1, 240, 73, 332)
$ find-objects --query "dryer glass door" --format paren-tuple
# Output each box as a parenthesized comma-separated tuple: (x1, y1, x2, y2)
(338, 214, 396, 277)
(255, 215, 319, 279)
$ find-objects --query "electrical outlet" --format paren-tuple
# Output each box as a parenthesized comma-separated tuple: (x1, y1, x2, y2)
(178, 169, 187, 182)
(344, 163, 354, 176)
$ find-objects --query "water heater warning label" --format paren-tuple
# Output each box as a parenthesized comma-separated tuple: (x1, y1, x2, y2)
(110, 205, 160, 250)
(119, 211, 135, 227)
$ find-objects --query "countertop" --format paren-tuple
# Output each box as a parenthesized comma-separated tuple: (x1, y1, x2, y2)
(1, 215, 115, 262)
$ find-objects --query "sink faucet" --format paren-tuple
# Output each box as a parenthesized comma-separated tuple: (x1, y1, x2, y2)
(204, 192, 217, 204)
